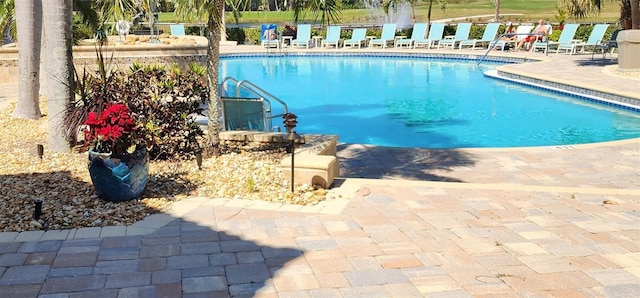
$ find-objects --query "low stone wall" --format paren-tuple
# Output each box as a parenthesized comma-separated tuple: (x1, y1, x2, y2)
(0, 35, 208, 84)
(219, 130, 340, 189)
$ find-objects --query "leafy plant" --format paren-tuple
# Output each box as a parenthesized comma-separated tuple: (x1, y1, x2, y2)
(65, 52, 208, 160)
(555, 5, 568, 26)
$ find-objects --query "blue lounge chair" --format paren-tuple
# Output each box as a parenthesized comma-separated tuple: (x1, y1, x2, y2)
(437, 23, 472, 49)
(532, 23, 577, 53)
(413, 23, 445, 49)
(292, 24, 312, 49)
(260, 24, 280, 49)
(458, 23, 500, 50)
(558, 24, 609, 55)
(369, 23, 397, 48)
(343, 28, 367, 48)
(170, 24, 185, 36)
(321, 25, 342, 48)
(395, 23, 428, 48)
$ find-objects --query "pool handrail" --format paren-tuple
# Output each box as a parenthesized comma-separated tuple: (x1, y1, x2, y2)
(220, 77, 289, 132)
(478, 32, 549, 65)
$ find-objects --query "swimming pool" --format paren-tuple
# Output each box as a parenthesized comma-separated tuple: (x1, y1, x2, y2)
(219, 54, 640, 148)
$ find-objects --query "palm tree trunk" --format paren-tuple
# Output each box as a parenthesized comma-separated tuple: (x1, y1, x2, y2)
(632, 0, 639, 29)
(206, 0, 224, 157)
(42, 0, 73, 152)
(13, 0, 42, 119)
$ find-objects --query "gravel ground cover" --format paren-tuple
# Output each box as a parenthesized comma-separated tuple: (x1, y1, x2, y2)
(0, 102, 330, 233)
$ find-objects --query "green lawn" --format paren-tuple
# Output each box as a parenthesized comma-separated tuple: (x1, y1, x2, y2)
(159, 0, 621, 25)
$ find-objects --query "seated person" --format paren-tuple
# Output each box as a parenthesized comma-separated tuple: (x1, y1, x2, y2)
(493, 22, 516, 50)
(514, 19, 548, 52)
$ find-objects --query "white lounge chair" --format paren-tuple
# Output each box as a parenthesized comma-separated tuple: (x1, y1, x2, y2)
(438, 23, 472, 49)
(557, 24, 609, 54)
(343, 28, 367, 48)
(458, 23, 500, 50)
(369, 24, 397, 48)
(493, 24, 533, 51)
(413, 23, 445, 49)
(292, 24, 312, 49)
(395, 23, 428, 48)
(321, 25, 342, 49)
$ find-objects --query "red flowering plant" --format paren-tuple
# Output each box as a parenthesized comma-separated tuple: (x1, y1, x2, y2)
(84, 103, 142, 156)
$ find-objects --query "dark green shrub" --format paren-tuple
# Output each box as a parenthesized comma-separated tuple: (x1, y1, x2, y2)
(548, 28, 562, 42)
(72, 20, 94, 45)
(469, 24, 484, 39)
(573, 24, 592, 42)
(226, 27, 247, 44)
(245, 27, 262, 45)
(443, 24, 456, 37)
(185, 25, 202, 36)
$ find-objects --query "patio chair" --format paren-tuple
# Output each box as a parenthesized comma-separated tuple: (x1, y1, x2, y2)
(592, 29, 621, 60)
(557, 24, 609, 55)
(395, 23, 428, 48)
(437, 22, 472, 49)
(531, 23, 578, 53)
(170, 24, 185, 36)
(343, 28, 367, 48)
(492, 25, 533, 51)
(260, 24, 280, 49)
(458, 23, 500, 50)
(321, 25, 342, 48)
(413, 22, 445, 49)
(292, 24, 312, 49)
(369, 23, 397, 48)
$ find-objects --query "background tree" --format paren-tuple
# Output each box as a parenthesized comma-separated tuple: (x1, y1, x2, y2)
(489, 0, 499, 22)
(291, 0, 341, 27)
(630, 0, 639, 29)
(42, 0, 74, 152)
(562, 0, 639, 29)
(0, 0, 16, 45)
(13, 0, 42, 119)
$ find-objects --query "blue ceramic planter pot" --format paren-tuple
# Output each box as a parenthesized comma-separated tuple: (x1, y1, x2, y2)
(88, 147, 149, 202)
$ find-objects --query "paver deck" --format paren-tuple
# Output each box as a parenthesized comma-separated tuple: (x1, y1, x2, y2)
(0, 45, 639, 297)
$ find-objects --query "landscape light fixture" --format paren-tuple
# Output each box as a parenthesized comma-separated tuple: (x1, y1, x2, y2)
(34, 199, 43, 220)
(37, 144, 44, 159)
(286, 131, 302, 192)
(195, 151, 203, 170)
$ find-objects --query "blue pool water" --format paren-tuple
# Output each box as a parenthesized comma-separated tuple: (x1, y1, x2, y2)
(220, 55, 640, 148)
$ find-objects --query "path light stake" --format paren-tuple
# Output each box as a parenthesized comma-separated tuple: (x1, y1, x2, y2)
(282, 113, 300, 192)
(286, 131, 302, 192)
(34, 199, 43, 220)
(195, 150, 203, 170)
(37, 144, 44, 159)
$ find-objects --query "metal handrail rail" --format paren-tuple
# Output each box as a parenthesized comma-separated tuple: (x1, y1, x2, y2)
(219, 77, 289, 130)
(477, 32, 549, 65)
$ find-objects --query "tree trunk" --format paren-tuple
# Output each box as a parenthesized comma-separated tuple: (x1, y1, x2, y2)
(13, 0, 42, 119)
(495, 0, 500, 22)
(42, 0, 73, 152)
(427, 0, 433, 35)
(206, 0, 224, 157)
(632, 0, 639, 29)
